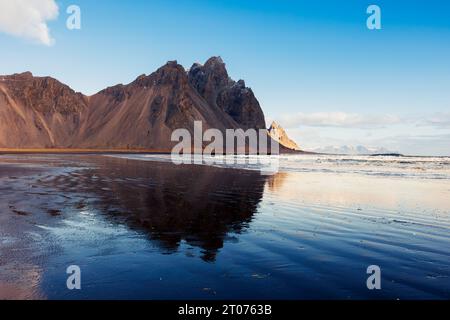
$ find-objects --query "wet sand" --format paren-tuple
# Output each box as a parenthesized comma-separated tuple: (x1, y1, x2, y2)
(0, 155, 449, 299)
(0, 149, 170, 154)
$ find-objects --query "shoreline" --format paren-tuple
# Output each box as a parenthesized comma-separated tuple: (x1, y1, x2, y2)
(0, 155, 448, 299)
(0, 148, 172, 155)
(0, 148, 311, 156)
(0, 149, 447, 159)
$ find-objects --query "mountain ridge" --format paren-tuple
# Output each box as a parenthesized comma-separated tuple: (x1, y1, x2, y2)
(268, 121, 301, 151)
(0, 58, 299, 153)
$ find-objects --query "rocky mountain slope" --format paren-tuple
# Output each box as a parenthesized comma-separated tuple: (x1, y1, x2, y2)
(268, 121, 301, 151)
(0, 57, 284, 152)
(0, 72, 88, 148)
(188, 57, 266, 130)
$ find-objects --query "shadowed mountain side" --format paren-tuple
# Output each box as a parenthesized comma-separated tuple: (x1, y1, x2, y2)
(40, 156, 269, 262)
(188, 57, 266, 130)
(73, 61, 241, 150)
(0, 58, 285, 152)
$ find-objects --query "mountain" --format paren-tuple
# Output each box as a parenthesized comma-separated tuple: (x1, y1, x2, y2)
(268, 121, 301, 151)
(0, 72, 88, 148)
(74, 60, 243, 151)
(311, 145, 396, 155)
(0, 57, 279, 152)
(188, 57, 266, 130)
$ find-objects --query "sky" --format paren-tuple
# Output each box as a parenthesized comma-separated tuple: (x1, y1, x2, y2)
(0, 0, 449, 156)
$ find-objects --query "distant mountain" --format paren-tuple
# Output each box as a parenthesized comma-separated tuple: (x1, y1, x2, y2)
(0, 57, 275, 152)
(311, 145, 397, 155)
(268, 121, 301, 151)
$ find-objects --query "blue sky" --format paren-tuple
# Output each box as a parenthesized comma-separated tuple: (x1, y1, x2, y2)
(0, 0, 449, 155)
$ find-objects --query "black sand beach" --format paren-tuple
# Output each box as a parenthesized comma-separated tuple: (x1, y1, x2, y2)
(0, 155, 449, 299)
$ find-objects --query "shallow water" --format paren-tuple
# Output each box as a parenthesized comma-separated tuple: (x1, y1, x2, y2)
(110, 154, 450, 179)
(0, 154, 449, 299)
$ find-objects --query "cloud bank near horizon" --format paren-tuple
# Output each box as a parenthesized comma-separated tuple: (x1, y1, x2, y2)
(268, 112, 450, 156)
(274, 112, 450, 130)
(0, 0, 59, 46)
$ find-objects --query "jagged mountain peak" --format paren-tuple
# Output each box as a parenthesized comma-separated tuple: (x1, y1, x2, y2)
(5, 71, 34, 79)
(203, 56, 227, 75)
(125, 60, 190, 90)
(0, 58, 274, 151)
(153, 60, 189, 85)
(188, 57, 266, 130)
(189, 58, 230, 92)
(269, 121, 281, 130)
(268, 122, 301, 151)
(0, 71, 87, 114)
(189, 56, 226, 73)
(205, 56, 225, 66)
(158, 60, 185, 72)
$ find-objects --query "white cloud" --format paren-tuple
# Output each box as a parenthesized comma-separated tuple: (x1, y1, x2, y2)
(277, 112, 402, 129)
(371, 133, 450, 156)
(419, 112, 450, 129)
(274, 111, 450, 130)
(269, 112, 450, 156)
(0, 0, 59, 46)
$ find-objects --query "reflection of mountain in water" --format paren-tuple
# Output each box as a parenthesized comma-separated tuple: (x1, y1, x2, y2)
(266, 172, 289, 193)
(46, 157, 269, 262)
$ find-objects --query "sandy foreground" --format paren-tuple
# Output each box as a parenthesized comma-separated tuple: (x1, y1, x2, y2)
(0, 154, 449, 300)
(0, 149, 170, 155)
(0, 155, 268, 299)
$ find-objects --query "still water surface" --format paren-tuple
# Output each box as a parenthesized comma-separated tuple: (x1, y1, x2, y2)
(0, 154, 448, 299)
